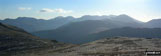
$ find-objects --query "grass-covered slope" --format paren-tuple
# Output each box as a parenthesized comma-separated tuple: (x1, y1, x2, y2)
(0, 23, 56, 56)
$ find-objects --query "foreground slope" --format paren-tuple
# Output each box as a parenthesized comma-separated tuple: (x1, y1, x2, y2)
(39, 37, 161, 56)
(0, 23, 59, 56)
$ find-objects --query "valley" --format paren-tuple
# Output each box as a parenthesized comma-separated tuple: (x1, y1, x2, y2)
(0, 15, 161, 56)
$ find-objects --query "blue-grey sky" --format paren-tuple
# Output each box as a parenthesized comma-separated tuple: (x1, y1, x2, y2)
(0, 0, 161, 22)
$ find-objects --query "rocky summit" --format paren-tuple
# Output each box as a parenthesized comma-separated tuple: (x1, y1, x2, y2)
(24, 37, 161, 56)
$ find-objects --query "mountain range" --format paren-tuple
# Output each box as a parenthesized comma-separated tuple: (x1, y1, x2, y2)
(32, 15, 161, 44)
(1, 14, 157, 33)
(0, 23, 160, 56)
(1, 14, 161, 44)
(0, 14, 161, 56)
(0, 16, 75, 32)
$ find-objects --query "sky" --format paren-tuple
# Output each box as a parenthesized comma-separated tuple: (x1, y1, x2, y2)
(0, 0, 161, 22)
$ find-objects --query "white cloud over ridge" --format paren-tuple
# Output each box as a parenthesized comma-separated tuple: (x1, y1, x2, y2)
(39, 8, 73, 13)
(18, 7, 32, 10)
(40, 8, 54, 12)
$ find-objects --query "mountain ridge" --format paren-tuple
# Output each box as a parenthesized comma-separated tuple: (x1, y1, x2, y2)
(0, 14, 146, 32)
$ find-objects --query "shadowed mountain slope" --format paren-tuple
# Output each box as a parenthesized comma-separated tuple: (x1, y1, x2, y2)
(33, 16, 144, 44)
(91, 27, 161, 39)
(0, 23, 60, 56)
(146, 19, 161, 28)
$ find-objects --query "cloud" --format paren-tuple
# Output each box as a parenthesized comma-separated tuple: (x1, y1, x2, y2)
(55, 9, 73, 13)
(18, 7, 32, 10)
(39, 8, 54, 12)
(39, 8, 73, 13)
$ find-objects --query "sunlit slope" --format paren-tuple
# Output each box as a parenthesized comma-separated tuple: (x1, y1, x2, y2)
(43, 37, 161, 56)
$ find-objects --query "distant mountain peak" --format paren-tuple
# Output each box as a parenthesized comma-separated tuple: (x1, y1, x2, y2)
(16, 17, 37, 20)
(109, 14, 142, 23)
(65, 16, 75, 19)
(53, 16, 75, 20)
(81, 15, 100, 18)
(54, 16, 64, 19)
(117, 14, 133, 19)
(118, 14, 129, 16)
(149, 19, 161, 22)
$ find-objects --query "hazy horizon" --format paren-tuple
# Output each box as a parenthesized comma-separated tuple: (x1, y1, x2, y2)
(0, 14, 160, 22)
(0, 0, 161, 22)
